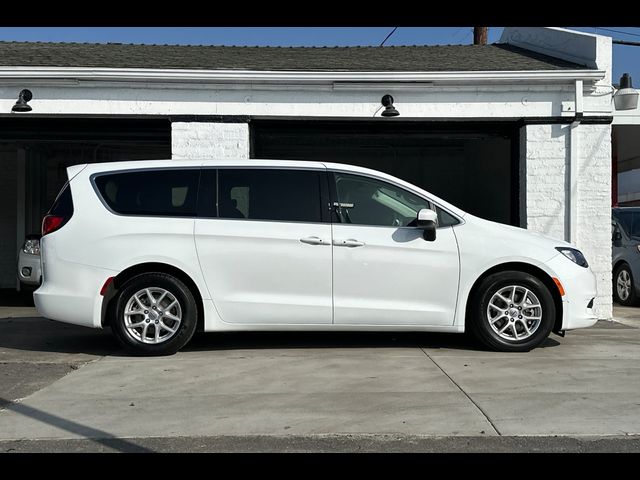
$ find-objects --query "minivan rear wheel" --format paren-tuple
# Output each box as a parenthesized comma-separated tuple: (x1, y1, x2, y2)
(468, 271, 555, 352)
(112, 272, 197, 356)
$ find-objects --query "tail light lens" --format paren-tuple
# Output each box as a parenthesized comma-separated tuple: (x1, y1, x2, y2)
(42, 215, 67, 236)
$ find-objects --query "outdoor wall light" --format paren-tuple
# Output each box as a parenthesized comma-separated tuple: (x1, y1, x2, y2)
(614, 73, 638, 111)
(380, 94, 400, 117)
(12, 89, 33, 112)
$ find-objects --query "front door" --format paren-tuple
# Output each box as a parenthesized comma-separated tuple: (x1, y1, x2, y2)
(194, 166, 333, 325)
(330, 171, 460, 326)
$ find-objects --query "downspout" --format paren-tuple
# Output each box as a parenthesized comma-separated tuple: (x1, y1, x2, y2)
(568, 79, 583, 243)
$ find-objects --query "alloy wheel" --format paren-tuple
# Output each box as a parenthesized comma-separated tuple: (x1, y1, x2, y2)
(123, 287, 182, 344)
(617, 270, 631, 301)
(487, 285, 543, 341)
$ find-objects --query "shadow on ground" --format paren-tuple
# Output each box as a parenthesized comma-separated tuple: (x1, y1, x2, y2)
(0, 316, 561, 357)
(0, 288, 35, 307)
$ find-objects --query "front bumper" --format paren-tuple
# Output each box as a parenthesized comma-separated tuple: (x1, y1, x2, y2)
(546, 253, 598, 331)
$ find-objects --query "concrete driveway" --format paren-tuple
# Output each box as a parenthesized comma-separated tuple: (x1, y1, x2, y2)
(1, 305, 640, 452)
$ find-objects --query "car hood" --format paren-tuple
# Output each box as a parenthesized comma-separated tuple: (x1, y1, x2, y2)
(458, 214, 574, 263)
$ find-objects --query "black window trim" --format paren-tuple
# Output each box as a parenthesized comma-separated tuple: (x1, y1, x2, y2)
(327, 169, 464, 230)
(89, 164, 464, 227)
(197, 166, 332, 225)
(90, 166, 202, 219)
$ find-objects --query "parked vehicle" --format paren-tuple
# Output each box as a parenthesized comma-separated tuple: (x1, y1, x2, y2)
(17, 234, 42, 288)
(612, 207, 640, 306)
(34, 159, 598, 356)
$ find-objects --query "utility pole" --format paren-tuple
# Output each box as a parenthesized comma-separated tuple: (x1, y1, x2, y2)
(474, 27, 488, 45)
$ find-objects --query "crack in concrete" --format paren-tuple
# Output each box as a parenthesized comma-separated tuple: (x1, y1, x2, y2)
(419, 347, 501, 436)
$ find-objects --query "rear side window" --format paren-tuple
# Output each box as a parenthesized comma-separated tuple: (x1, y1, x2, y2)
(93, 169, 200, 217)
(49, 183, 74, 216)
(216, 169, 323, 223)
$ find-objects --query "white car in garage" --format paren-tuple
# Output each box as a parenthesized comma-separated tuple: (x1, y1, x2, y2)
(34, 159, 598, 355)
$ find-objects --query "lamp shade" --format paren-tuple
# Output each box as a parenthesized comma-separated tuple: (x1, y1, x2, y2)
(614, 74, 639, 111)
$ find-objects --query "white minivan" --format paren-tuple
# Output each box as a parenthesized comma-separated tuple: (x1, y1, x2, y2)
(34, 159, 598, 356)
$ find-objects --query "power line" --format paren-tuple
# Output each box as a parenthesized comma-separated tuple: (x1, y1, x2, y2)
(595, 27, 640, 39)
(380, 27, 398, 47)
(452, 27, 464, 40)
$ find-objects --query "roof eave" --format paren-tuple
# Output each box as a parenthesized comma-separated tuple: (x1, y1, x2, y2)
(0, 66, 606, 85)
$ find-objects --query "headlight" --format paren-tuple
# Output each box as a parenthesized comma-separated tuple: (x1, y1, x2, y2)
(22, 239, 40, 255)
(555, 247, 588, 268)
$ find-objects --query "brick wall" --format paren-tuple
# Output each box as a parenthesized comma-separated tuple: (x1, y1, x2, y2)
(577, 124, 612, 319)
(524, 124, 570, 242)
(524, 123, 612, 319)
(171, 122, 250, 159)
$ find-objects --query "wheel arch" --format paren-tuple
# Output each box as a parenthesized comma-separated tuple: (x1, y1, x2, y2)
(464, 261, 564, 334)
(613, 259, 630, 275)
(101, 262, 205, 332)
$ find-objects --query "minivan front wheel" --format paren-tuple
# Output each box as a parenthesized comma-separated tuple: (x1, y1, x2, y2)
(112, 273, 197, 356)
(469, 271, 555, 352)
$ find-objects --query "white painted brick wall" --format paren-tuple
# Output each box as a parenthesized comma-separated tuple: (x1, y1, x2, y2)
(171, 122, 250, 159)
(576, 124, 612, 319)
(524, 124, 570, 242)
(524, 123, 612, 319)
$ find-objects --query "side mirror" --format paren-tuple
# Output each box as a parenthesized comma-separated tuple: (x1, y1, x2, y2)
(417, 208, 438, 241)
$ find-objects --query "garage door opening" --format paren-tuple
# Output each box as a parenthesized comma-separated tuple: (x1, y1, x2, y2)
(252, 120, 520, 226)
(0, 117, 171, 294)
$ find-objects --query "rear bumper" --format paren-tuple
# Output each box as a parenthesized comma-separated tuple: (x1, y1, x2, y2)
(34, 255, 116, 329)
(546, 254, 598, 331)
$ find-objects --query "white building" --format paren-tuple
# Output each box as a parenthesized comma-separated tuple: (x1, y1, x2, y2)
(0, 27, 623, 320)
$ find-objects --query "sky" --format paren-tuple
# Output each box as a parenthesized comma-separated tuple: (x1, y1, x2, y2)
(0, 27, 637, 83)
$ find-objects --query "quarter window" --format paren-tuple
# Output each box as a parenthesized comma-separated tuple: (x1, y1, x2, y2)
(216, 169, 323, 223)
(435, 206, 460, 228)
(49, 182, 74, 216)
(94, 169, 199, 217)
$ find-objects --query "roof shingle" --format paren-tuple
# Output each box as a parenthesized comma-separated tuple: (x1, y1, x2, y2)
(0, 41, 590, 72)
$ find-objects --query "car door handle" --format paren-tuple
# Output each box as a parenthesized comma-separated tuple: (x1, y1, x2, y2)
(333, 238, 365, 248)
(300, 236, 329, 246)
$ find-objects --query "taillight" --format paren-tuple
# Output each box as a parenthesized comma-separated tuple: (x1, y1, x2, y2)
(42, 215, 66, 236)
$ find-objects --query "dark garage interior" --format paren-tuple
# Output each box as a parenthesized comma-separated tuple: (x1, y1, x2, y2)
(252, 120, 520, 227)
(0, 117, 171, 291)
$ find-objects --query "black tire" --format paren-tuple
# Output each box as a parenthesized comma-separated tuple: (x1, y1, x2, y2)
(467, 271, 556, 352)
(111, 272, 198, 356)
(613, 264, 637, 306)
